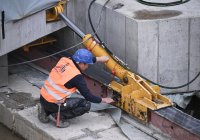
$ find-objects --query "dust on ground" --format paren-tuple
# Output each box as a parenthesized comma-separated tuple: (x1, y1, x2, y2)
(134, 10, 182, 20)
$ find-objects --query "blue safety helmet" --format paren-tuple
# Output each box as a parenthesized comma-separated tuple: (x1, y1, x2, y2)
(72, 49, 94, 64)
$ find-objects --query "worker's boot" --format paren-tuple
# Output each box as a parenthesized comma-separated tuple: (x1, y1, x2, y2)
(49, 113, 70, 128)
(57, 120, 70, 128)
(38, 103, 50, 123)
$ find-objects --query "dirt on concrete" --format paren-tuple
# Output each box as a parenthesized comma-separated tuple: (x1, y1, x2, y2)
(134, 10, 182, 20)
(0, 92, 37, 110)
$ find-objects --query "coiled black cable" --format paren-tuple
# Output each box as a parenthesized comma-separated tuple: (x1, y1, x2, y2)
(88, 0, 102, 43)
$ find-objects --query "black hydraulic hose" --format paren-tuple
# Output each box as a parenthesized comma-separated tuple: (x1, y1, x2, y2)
(88, 0, 103, 44)
(162, 90, 200, 95)
(136, 0, 190, 7)
(88, 0, 131, 68)
(88, 0, 200, 89)
(134, 71, 200, 89)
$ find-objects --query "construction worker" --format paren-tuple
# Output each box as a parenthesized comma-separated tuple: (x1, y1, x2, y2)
(38, 48, 114, 128)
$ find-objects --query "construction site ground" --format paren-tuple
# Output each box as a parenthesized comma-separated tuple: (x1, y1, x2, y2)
(0, 62, 170, 140)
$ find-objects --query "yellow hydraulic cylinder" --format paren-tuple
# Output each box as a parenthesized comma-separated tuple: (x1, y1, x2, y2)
(83, 34, 128, 80)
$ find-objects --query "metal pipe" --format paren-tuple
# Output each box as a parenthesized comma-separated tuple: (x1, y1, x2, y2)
(59, 13, 85, 38)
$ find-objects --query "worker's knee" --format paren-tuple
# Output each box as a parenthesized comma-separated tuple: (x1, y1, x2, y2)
(80, 99, 91, 111)
(85, 100, 91, 111)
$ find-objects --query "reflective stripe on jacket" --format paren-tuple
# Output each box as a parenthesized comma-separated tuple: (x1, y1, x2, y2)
(40, 57, 81, 103)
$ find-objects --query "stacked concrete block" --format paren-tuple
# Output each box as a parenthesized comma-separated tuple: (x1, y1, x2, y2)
(125, 18, 138, 71)
(158, 19, 189, 92)
(137, 21, 159, 82)
(56, 0, 200, 106)
(189, 18, 200, 95)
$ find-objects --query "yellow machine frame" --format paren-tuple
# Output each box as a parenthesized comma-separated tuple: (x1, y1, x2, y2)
(23, 36, 56, 52)
(82, 34, 172, 122)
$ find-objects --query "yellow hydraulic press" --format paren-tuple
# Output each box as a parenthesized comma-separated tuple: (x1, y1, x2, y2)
(47, 2, 172, 122)
(82, 34, 172, 122)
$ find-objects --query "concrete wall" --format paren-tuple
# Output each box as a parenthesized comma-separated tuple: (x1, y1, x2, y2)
(60, 0, 200, 94)
(0, 9, 66, 56)
(0, 55, 8, 87)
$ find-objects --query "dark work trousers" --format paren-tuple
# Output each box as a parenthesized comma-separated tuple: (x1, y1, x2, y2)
(40, 95, 91, 120)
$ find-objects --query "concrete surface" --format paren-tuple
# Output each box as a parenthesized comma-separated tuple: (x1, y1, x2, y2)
(0, 63, 171, 140)
(59, 0, 200, 108)
(0, 74, 127, 140)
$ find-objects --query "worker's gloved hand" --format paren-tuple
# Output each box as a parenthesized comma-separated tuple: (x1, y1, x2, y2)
(101, 97, 114, 104)
(96, 56, 109, 63)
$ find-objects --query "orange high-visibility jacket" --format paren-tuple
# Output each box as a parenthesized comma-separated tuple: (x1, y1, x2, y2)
(40, 57, 81, 103)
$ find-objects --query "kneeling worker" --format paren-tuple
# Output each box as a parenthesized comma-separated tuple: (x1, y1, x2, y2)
(38, 48, 114, 128)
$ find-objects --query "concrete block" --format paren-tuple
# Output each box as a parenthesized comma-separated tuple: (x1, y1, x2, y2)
(0, 10, 66, 56)
(188, 18, 200, 91)
(137, 21, 159, 82)
(0, 54, 8, 87)
(67, 0, 75, 23)
(125, 17, 138, 71)
(52, 27, 77, 55)
(0, 102, 14, 130)
(15, 107, 54, 140)
(105, 8, 126, 61)
(73, 0, 87, 44)
(16, 106, 86, 140)
(6, 74, 40, 100)
(74, 0, 87, 33)
(158, 19, 189, 92)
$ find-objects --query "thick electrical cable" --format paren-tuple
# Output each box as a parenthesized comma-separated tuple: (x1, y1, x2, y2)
(88, 0, 110, 44)
(162, 90, 200, 95)
(136, 0, 190, 7)
(135, 71, 200, 89)
(88, 0, 200, 89)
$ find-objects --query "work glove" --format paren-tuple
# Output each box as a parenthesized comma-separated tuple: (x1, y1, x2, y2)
(96, 56, 109, 63)
(101, 97, 114, 104)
